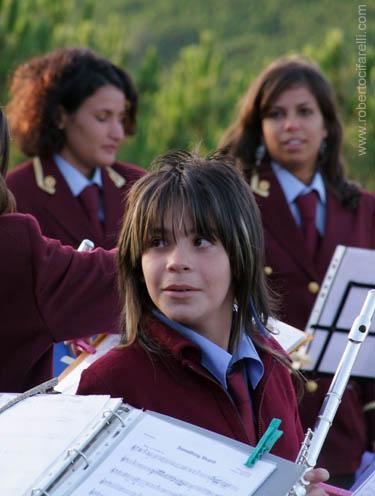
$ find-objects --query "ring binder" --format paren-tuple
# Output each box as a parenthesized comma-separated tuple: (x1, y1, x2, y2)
(66, 449, 90, 469)
(2, 395, 305, 496)
(103, 408, 126, 426)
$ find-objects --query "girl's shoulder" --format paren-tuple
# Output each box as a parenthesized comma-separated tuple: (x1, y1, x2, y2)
(83, 342, 153, 377)
(6, 159, 34, 183)
(109, 161, 145, 182)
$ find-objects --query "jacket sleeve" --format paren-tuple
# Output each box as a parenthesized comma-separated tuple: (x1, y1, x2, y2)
(26, 215, 121, 342)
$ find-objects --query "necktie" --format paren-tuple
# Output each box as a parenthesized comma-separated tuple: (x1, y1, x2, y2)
(295, 191, 319, 259)
(227, 361, 256, 444)
(79, 184, 103, 242)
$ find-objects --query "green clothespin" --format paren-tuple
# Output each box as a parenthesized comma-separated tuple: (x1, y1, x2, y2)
(244, 418, 283, 467)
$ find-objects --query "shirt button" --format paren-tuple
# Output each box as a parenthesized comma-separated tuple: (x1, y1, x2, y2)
(264, 266, 273, 276)
(44, 175, 56, 190)
(305, 380, 318, 393)
(308, 281, 320, 294)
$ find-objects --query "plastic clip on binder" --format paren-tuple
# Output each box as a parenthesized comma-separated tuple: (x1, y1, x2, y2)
(245, 418, 284, 468)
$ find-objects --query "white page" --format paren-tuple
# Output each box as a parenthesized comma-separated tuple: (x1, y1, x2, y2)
(268, 318, 308, 353)
(56, 334, 121, 394)
(317, 249, 375, 331)
(353, 471, 375, 495)
(72, 413, 276, 496)
(304, 247, 375, 374)
(0, 394, 112, 495)
(0, 392, 17, 408)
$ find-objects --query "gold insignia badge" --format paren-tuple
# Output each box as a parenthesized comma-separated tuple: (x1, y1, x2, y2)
(250, 173, 270, 197)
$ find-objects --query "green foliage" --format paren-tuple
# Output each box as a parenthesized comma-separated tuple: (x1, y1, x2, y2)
(1, 0, 373, 188)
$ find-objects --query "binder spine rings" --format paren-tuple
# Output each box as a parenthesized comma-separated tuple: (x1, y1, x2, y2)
(30, 403, 133, 496)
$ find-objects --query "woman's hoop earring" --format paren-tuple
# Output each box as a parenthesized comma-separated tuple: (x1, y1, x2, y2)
(255, 141, 266, 168)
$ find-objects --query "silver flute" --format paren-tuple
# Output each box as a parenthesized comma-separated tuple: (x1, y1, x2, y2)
(289, 289, 375, 496)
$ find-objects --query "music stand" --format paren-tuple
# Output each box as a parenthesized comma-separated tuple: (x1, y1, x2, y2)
(303, 245, 375, 378)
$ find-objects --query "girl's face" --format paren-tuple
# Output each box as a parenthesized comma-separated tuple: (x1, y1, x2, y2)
(59, 84, 126, 178)
(141, 210, 234, 350)
(261, 85, 327, 183)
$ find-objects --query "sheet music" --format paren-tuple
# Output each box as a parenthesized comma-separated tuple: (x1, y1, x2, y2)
(303, 246, 375, 376)
(309, 247, 375, 331)
(353, 471, 375, 495)
(0, 394, 113, 495)
(0, 392, 17, 407)
(71, 413, 276, 496)
(56, 334, 121, 394)
(351, 456, 375, 495)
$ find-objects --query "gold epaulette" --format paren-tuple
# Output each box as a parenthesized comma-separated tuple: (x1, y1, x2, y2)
(107, 166, 126, 188)
(250, 172, 270, 198)
(32, 157, 56, 194)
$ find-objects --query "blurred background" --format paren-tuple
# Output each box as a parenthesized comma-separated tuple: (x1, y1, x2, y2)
(1, 0, 373, 187)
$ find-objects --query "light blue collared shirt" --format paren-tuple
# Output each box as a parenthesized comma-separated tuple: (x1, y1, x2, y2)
(153, 310, 264, 391)
(271, 161, 327, 235)
(54, 154, 104, 220)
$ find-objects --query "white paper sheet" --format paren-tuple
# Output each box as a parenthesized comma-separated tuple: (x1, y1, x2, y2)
(317, 249, 375, 331)
(304, 246, 375, 376)
(268, 318, 308, 353)
(353, 471, 375, 495)
(56, 334, 121, 394)
(0, 394, 113, 495)
(71, 413, 276, 496)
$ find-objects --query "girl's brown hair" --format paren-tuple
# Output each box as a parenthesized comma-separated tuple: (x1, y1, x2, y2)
(117, 150, 277, 355)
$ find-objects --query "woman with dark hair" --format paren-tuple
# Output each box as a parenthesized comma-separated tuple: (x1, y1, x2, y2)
(6, 48, 144, 372)
(77, 150, 330, 495)
(6, 47, 144, 250)
(220, 55, 375, 487)
(0, 109, 121, 393)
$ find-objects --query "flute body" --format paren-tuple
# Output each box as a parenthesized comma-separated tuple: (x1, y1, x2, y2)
(289, 289, 375, 496)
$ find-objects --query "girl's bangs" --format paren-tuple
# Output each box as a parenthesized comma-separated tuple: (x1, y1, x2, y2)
(139, 177, 220, 247)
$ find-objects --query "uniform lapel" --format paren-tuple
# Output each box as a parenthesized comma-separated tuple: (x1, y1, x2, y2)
(254, 166, 318, 280)
(39, 157, 97, 247)
(101, 167, 125, 247)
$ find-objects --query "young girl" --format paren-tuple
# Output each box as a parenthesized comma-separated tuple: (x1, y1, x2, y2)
(77, 150, 328, 494)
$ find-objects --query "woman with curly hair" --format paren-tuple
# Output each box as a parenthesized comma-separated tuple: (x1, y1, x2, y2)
(6, 47, 144, 250)
(6, 48, 144, 373)
(220, 55, 375, 488)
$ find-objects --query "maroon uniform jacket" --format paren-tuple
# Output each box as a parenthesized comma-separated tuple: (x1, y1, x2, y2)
(1, 213, 120, 393)
(251, 165, 375, 475)
(77, 317, 304, 461)
(6, 157, 145, 249)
